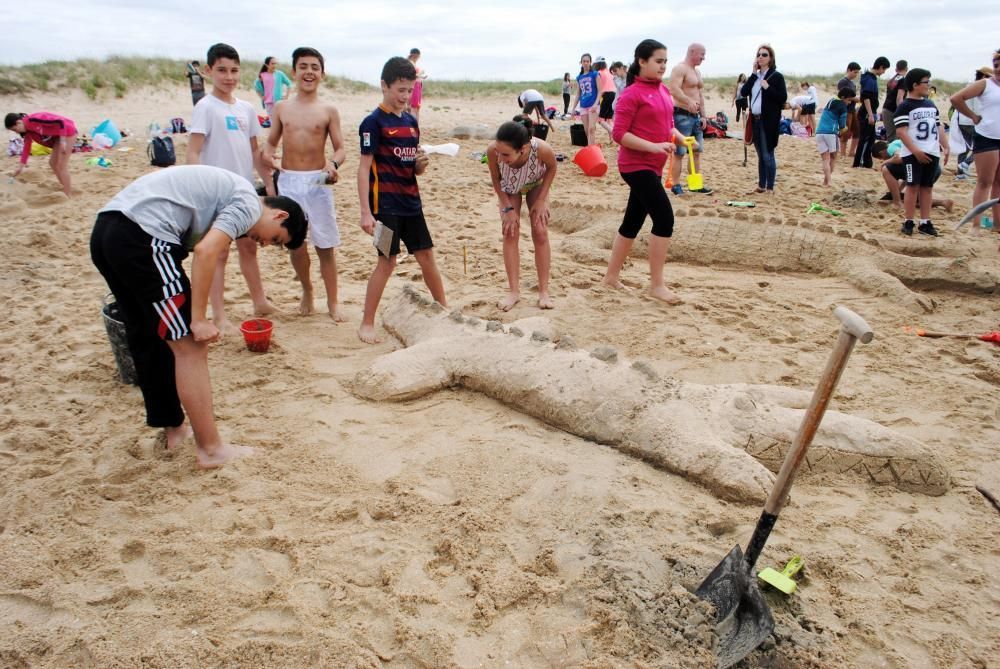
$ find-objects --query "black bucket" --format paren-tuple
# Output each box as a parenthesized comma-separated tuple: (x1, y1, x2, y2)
(101, 297, 137, 385)
(570, 123, 588, 147)
(532, 124, 549, 141)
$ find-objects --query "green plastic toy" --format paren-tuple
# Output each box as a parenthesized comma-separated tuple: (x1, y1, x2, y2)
(806, 202, 844, 216)
(757, 556, 804, 594)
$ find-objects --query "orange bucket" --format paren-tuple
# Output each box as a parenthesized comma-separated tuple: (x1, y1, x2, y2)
(240, 318, 273, 353)
(573, 144, 607, 177)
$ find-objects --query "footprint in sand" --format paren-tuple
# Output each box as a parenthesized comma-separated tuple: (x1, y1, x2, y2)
(232, 607, 303, 641)
(26, 192, 69, 209)
(0, 594, 83, 628)
(226, 547, 293, 589)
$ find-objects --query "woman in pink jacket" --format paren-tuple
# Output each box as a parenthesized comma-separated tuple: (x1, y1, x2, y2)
(5, 111, 77, 196)
(601, 39, 686, 304)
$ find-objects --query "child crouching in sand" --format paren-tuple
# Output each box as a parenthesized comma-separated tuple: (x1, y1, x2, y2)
(487, 117, 557, 311)
(357, 56, 447, 344)
(5, 111, 77, 196)
(602, 39, 686, 304)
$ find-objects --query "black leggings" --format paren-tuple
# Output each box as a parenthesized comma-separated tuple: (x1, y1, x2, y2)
(735, 98, 747, 123)
(563, 93, 571, 115)
(619, 170, 675, 239)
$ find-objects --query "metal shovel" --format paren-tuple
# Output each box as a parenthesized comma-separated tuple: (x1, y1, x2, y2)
(695, 306, 874, 668)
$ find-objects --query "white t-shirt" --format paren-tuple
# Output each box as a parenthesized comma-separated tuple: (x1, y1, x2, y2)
(894, 98, 942, 157)
(189, 94, 261, 184)
(100, 165, 262, 251)
(791, 94, 812, 109)
(520, 89, 544, 103)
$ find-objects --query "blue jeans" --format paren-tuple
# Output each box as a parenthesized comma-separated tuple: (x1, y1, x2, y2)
(673, 111, 704, 155)
(752, 118, 777, 190)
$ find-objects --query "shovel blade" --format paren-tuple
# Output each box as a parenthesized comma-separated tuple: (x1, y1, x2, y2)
(695, 545, 775, 669)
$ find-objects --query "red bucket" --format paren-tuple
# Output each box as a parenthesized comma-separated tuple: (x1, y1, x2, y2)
(573, 144, 607, 177)
(240, 318, 273, 353)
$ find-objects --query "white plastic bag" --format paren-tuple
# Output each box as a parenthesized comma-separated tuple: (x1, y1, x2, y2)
(948, 111, 967, 155)
(421, 143, 460, 157)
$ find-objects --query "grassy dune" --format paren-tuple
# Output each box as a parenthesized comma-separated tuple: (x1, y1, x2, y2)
(0, 57, 966, 104)
(0, 57, 373, 99)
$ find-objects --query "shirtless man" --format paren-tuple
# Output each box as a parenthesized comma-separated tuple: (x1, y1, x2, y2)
(263, 47, 347, 320)
(668, 43, 712, 194)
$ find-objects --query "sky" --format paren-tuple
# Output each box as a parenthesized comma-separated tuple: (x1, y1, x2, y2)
(2, 0, 997, 84)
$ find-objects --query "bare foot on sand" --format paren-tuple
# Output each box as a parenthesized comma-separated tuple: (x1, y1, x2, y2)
(649, 286, 683, 304)
(498, 292, 520, 311)
(943, 199, 954, 213)
(165, 424, 193, 451)
(538, 292, 554, 309)
(254, 299, 280, 316)
(299, 290, 314, 316)
(213, 319, 237, 338)
(196, 443, 253, 469)
(358, 324, 382, 344)
(328, 301, 348, 323)
(601, 276, 628, 290)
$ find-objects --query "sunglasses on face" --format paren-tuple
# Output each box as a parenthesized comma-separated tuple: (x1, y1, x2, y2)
(757, 53, 770, 58)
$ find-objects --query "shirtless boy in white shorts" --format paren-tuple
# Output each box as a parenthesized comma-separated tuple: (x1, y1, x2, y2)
(263, 47, 347, 320)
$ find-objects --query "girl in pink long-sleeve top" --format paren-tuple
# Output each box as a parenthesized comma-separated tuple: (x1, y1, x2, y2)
(601, 39, 686, 304)
(5, 111, 77, 196)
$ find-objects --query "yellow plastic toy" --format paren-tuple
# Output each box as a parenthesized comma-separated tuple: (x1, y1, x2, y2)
(30, 143, 53, 156)
(757, 556, 804, 594)
(683, 136, 702, 191)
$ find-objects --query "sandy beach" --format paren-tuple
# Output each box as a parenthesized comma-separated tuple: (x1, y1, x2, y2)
(1, 82, 998, 668)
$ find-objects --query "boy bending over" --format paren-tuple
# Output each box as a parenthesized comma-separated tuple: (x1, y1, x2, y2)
(90, 166, 307, 467)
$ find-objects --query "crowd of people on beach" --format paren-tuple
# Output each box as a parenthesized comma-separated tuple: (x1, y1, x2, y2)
(4, 41, 998, 468)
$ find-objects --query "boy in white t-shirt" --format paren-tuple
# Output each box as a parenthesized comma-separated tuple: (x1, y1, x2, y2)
(188, 43, 277, 333)
(894, 68, 949, 237)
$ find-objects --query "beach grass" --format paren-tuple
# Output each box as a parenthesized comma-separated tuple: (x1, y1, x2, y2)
(0, 56, 375, 99)
(0, 58, 967, 105)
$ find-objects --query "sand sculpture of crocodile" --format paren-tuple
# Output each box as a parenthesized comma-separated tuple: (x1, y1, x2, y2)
(555, 206, 998, 313)
(351, 285, 950, 504)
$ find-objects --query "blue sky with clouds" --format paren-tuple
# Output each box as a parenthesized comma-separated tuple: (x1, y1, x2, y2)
(2, 0, 996, 83)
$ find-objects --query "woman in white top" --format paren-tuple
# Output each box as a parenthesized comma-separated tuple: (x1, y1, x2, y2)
(487, 118, 558, 311)
(950, 49, 1000, 238)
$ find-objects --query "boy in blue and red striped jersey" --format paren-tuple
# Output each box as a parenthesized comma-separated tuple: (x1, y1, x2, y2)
(356, 56, 447, 344)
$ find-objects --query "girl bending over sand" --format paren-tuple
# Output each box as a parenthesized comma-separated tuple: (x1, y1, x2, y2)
(602, 39, 686, 304)
(5, 111, 77, 196)
(487, 118, 557, 311)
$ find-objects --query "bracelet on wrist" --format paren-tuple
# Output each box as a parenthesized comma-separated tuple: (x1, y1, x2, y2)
(501, 206, 515, 213)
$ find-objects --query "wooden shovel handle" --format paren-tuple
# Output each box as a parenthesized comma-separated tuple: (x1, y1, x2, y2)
(745, 307, 873, 568)
(765, 307, 873, 516)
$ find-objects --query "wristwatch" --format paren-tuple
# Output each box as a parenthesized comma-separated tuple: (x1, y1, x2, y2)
(332, 161, 339, 170)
